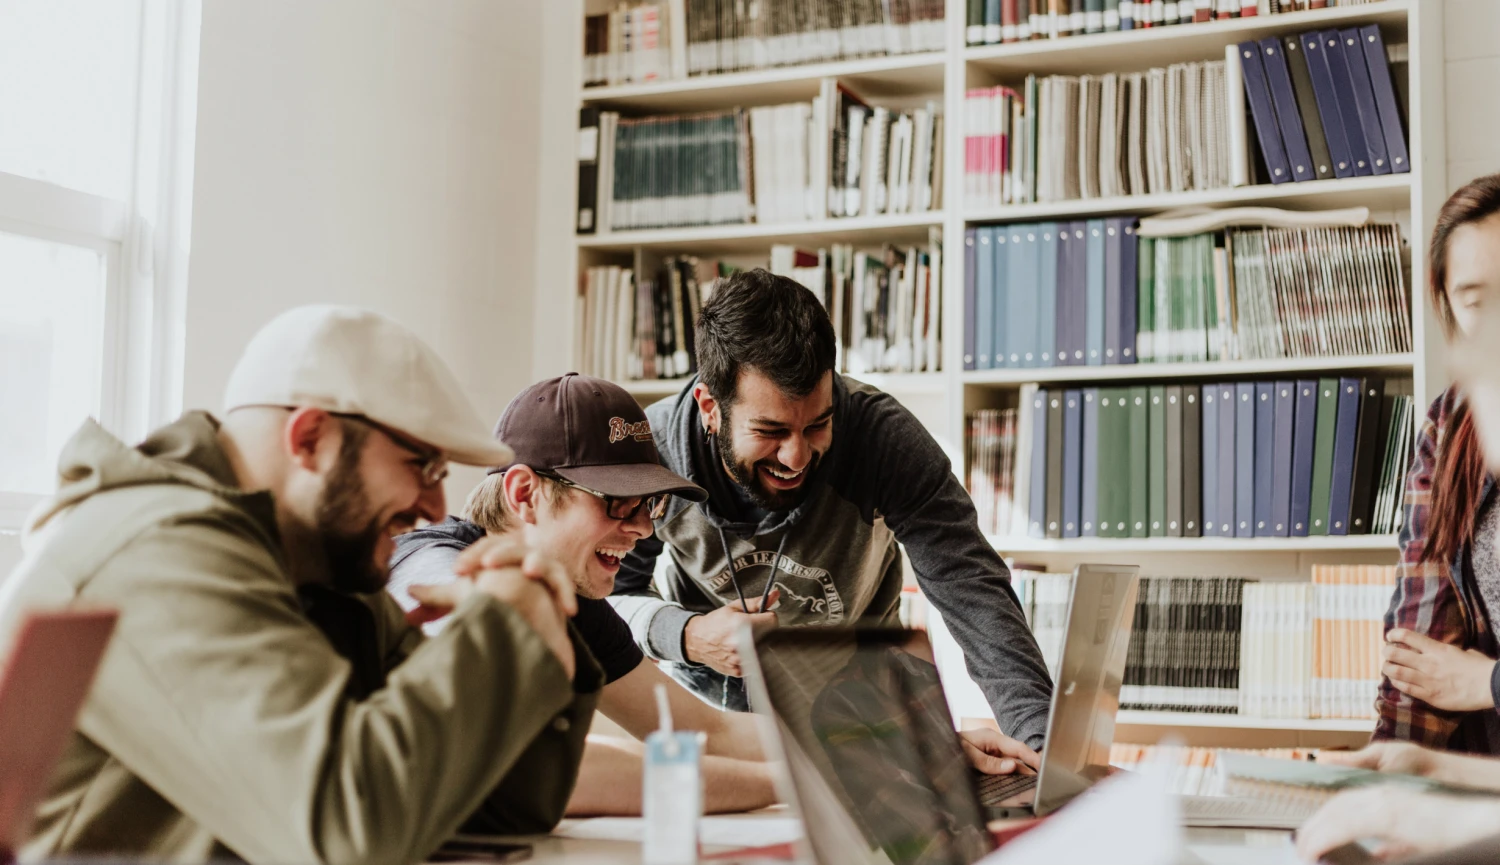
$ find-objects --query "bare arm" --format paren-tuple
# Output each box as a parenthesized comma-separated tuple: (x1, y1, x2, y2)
(566, 736, 778, 816)
(598, 660, 767, 761)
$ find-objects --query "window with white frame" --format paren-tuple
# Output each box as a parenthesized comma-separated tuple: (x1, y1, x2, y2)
(0, 0, 200, 527)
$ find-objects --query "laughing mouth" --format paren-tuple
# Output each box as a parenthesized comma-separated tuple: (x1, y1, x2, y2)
(763, 466, 803, 481)
(595, 546, 631, 566)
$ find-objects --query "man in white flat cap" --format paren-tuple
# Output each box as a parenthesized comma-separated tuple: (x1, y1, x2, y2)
(0, 305, 599, 865)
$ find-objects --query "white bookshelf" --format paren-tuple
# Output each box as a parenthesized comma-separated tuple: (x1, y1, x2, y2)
(564, 0, 1447, 745)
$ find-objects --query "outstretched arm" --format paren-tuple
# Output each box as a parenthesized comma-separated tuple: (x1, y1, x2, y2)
(567, 737, 777, 816)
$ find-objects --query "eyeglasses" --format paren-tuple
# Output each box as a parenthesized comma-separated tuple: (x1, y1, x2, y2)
(541, 472, 671, 521)
(337, 414, 450, 489)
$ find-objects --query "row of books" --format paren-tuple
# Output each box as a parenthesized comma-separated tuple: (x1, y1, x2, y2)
(1123, 577, 1243, 713)
(582, 0, 947, 87)
(1108, 746, 1320, 798)
(961, 220, 1411, 371)
(965, 60, 1231, 209)
(966, 0, 1379, 45)
(576, 88, 943, 233)
(771, 234, 945, 375)
(1237, 28, 1409, 185)
(578, 258, 730, 382)
(966, 377, 1414, 540)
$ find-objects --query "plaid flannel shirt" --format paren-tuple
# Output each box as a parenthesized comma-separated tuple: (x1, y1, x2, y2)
(1374, 386, 1500, 750)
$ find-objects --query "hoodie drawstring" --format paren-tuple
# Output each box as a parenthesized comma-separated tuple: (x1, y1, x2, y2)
(716, 526, 788, 614)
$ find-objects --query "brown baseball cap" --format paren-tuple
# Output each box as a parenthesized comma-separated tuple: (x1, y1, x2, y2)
(491, 373, 707, 502)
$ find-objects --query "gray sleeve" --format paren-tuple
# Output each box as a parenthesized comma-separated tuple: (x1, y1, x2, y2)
(610, 534, 699, 664)
(859, 396, 1054, 749)
(387, 545, 464, 637)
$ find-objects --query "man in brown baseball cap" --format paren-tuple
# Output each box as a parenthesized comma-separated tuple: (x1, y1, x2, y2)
(390, 373, 781, 816)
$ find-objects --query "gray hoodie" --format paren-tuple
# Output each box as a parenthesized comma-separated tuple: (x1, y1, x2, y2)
(608, 375, 1053, 747)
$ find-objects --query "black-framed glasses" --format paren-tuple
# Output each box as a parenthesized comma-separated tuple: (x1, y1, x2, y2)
(541, 472, 671, 521)
(336, 414, 449, 489)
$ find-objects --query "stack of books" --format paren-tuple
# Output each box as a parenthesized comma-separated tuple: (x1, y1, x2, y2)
(1238, 581, 1314, 717)
(577, 83, 943, 234)
(965, 62, 1230, 208)
(1310, 564, 1397, 719)
(966, 0, 1381, 45)
(1009, 566, 1075, 678)
(1122, 577, 1245, 713)
(967, 377, 1414, 541)
(1108, 746, 1321, 797)
(961, 221, 1411, 370)
(579, 258, 736, 382)
(969, 408, 1020, 536)
(583, 2, 677, 87)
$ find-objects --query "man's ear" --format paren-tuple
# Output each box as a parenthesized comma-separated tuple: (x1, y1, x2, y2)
(283, 407, 341, 474)
(692, 382, 721, 435)
(502, 465, 544, 526)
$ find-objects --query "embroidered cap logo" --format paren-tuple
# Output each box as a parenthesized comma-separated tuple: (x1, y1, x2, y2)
(608, 416, 653, 444)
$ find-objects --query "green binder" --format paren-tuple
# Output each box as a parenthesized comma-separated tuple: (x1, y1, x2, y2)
(1129, 386, 1149, 538)
(1137, 237, 1155, 363)
(1309, 377, 1340, 536)
(1097, 388, 1131, 538)
(1148, 385, 1167, 537)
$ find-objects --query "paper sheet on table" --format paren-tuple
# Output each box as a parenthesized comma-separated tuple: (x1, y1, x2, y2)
(556, 816, 803, 848)
(980, 766, 1182, 865)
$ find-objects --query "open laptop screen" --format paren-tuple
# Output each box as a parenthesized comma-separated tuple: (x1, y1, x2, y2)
(747, 628, 994, 865)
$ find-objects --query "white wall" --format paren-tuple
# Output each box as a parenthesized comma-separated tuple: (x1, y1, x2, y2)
(183, 0, 546, 501)
(1443, 0, 1500, 190)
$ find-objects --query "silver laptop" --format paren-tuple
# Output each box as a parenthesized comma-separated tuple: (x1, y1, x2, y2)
(740, 564, 1139, 865)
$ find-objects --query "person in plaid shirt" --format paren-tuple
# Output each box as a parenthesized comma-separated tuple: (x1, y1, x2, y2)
(1376, 174, 1500, 753)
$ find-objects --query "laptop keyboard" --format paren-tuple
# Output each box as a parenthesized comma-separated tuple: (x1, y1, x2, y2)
(975, 772, 1037, 805)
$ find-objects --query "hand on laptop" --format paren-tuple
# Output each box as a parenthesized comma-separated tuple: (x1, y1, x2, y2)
(1294, 785, 1500, 862)
(684, 590, 779, 677)
(957, 727, 1040, 775)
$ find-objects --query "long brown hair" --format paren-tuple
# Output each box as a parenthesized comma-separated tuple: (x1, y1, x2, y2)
(1421, 174, 1500, 565)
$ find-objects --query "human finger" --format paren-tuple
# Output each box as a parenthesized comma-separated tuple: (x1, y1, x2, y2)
(960, 738, 1018, 775)
(523, 554, 578, 617)
(743, 588, 781, 614)
(1382, 646, 1429, 672)
(1389, 630, 1441, 653)
(1294, 789, 1399, 861)
(454, 537, 528, 576)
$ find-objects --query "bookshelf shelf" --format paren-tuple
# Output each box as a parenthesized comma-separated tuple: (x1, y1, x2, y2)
(965, 0, 1410, 78)
(1115, 711, 1374, 732)
(580, 51, 948, 113)
(963, 174, 1412, 223)
(963, 353, 1415, 386)
(990, 534, 1399, 553)
(577, 212, 944, 254)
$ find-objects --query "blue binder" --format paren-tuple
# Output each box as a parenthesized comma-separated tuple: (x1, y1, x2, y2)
(1038, 222, 1060, 367)
(1235, 382, 1256, 538)
(1062, 389, 1083, 538)
(1320, 29, 1375, 176)
(1359, 25, 1410, 174)
(1289, 379, 1318, 536)
(1120, 221, 1138, 364)
(1300, 30, 1357, 179)
(1082, 388, 1100, 536)
(975, 228, 994, 369)
(1028, 388, 1049, 538)
(1270, 380, 1295, 537)
(1258, 37, 1316, 182)
(1053, 224, 1073, 367)
(992, 229, 1010, 367)
(1056, 222, 1088, 366)
(1254, 382, 1276, 536)
(1201, 385, 1219, 537)
(1237, 40, 1294, 185)
(963, 228, 977, 370)
(1009, 224, 1036, 368)
(1327, 377, 1362, 535)
(1338, 28, 1392, 175)
(1218, 384, 1237, 537)
(1086, 219, 1106, 365)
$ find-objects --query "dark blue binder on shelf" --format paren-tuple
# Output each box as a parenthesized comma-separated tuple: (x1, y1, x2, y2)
(963, 228, 977, 370)
(1218, 383, 1237, 538)
(992, 229, 1011, 367)
(1057, 222, 1088, 366)
(1103, 218, 1123, 365)
(1253, 382, 1276, 536)
(1038, 222, 1060, 367)
(1258, 37, 1316, 183)
(1086, 219, 1106, 366)
(1120, 221, 1138, 364)
(1063, 389, 1083, 538)
(1320, 29, 1375, 176)
(1359, 25, 1410, 174)
(1009, 224, 1036, 367)
(1338, 28, 1392, 175)
(1235, 382, 1256, 538)
(1082, 388, 1100, 536)
(1270, 380, 1295, 536)
(1289, 379, 1319, 536)
(1201, 384, 1219, 537)
(976, 228, 994, 369)
(1300, 29, 1358, 179)
(1237, 40, 1293, 185)
(1028, 388, 1049, 538)
(1328, 377, 1363, 535)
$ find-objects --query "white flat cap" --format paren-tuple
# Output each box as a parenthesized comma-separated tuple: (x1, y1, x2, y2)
(223, 305, 512, 467)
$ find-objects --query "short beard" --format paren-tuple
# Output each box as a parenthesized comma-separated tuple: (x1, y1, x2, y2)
(315, 423, 388, 594)
(715, 413, 821, 512)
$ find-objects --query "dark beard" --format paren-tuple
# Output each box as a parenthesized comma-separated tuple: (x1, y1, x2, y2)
(315, 435, 388, 594)
(716, 421, 821, 512)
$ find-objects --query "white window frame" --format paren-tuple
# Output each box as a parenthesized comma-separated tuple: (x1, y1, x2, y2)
(0, 0, 201, 530)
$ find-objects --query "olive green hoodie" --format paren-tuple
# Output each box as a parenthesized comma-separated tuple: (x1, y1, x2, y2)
(1, 412, 600, 864)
